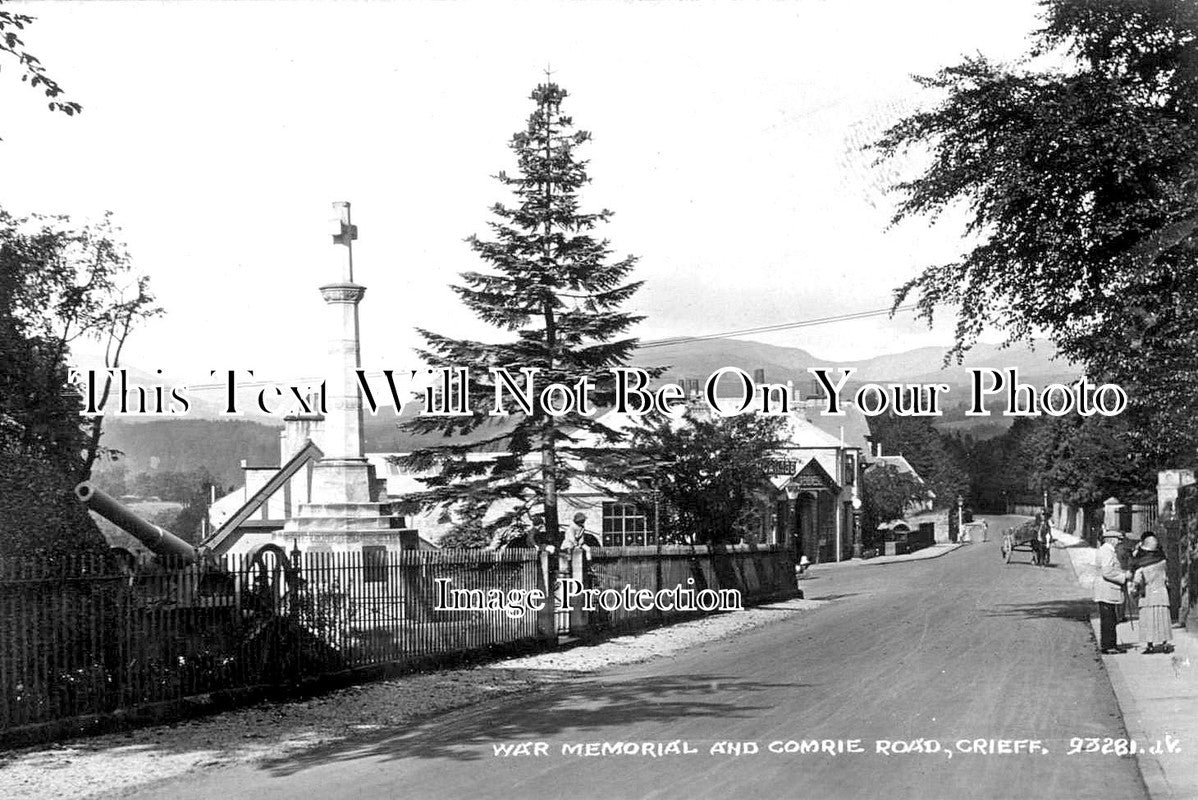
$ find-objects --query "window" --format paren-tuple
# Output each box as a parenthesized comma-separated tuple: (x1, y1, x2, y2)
(602, 502, 654, 547)
(362, 545, 387, 583)
(843, 451, 857, 486)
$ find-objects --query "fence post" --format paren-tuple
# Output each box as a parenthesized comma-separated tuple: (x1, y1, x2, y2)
(568, 549, 587, 635)
(536, 550, 556, 642)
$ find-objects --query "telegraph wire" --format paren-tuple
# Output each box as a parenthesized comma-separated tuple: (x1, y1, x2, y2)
(635, 304, 919, 349)
(174, 304, 920, 390)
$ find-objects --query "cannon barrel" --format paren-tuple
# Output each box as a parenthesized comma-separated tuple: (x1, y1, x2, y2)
(75, 481, 198, 565)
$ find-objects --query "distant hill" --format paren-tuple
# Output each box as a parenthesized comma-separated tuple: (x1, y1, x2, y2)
(634, 337, 1076, 389)
(848, 341, 1078, 385)
(98, 418, 281, 490)
(635, 340, 839, 385)
(632, 337, 1077, 437)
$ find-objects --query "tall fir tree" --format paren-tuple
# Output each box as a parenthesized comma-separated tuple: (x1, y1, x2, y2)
(398, 83, 651, 547)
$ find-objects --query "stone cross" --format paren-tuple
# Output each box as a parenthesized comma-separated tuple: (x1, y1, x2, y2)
(330, 201, 358, 282)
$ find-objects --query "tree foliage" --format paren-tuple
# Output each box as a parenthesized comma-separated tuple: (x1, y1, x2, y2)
(963, 414, 1155, 513)
(164, 471, 219, 545)
(964, 417, 1048, 511)
(867, 413, 969, 509)
(877, 0, 1198, 462)
(861, 464, 929, 546)
(595, 413, 786, 546)
(0, 211, 157, 557)
(0, 1, 81, 133)
(396, 83, 652, 546)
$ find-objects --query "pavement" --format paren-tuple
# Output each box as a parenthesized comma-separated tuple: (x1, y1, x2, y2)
(810, 541, 965, 570)
(1056, 530, 1198, 800)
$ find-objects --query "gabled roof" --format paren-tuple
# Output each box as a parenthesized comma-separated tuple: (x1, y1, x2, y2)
(202, 439, 323, 554)
(770, 455, 841, 492)
(866, 454, 924, 483)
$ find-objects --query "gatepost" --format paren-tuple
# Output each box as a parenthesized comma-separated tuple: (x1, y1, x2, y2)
(1157, 470, 1195, 626)
(537, 550, 557, 640)
(567, 549, 588, 635)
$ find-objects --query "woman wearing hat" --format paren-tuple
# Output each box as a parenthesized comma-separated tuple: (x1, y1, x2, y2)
(1131, 532, 1173, 654)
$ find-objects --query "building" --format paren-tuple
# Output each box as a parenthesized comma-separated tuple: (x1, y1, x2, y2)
(367, 392, 868, 563)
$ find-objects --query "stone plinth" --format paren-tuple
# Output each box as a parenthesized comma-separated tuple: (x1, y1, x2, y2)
(286, 502, 405, 532)
(288, 528, 422, 551)
(309, 458, 375, 505)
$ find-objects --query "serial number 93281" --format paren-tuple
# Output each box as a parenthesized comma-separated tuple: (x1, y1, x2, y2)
(1067, 738, 1138, 756)
(1066, 736, 1182, 756)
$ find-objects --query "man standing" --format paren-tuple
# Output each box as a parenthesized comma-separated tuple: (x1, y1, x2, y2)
(1095, 528, 1133, 654)
(1114, 529, 1141, 624)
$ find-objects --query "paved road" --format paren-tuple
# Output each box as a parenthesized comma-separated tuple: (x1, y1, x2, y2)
(127, 516, 1146, 800)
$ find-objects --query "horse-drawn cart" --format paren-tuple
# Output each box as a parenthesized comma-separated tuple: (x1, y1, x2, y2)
(1001, 519, 1051, 566)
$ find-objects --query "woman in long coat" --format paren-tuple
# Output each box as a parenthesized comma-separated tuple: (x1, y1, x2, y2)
(1132, 533, 1172, 654)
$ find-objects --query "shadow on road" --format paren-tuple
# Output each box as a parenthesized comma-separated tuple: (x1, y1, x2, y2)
(256, 673, 807, 775)
(982, 599, 1092, 622)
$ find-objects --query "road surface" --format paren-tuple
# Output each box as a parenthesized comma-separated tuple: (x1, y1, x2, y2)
(124, 516, 1145, 800)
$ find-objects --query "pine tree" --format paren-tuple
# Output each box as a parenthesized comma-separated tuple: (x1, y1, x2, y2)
(399, 82, 652, 547)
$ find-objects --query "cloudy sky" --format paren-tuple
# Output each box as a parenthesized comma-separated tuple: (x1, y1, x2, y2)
(0, 0, 1043, 387)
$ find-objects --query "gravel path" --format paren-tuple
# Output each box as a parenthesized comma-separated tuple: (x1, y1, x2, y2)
(0, 597, 823, 800)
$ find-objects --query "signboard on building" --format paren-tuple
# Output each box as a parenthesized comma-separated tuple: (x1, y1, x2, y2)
(793, 460, 839, 492)
(763, 458, 798, 476)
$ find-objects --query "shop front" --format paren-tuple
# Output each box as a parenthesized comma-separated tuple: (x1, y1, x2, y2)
(772, 458, 843, 564)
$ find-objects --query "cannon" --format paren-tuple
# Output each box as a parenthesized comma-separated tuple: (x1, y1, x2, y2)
(75, 481, 198, 565)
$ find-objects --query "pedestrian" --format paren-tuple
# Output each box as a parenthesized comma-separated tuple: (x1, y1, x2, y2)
(1114, 529, 1138, 572)
(981, 518, 989, 543)
(563, 511, 601, 556)
(1030, 512, 1049, 565)
(1113, 529, 1141, 623)
(525, 513, 558, 553)
(1094, 528, 1133, 655)
(1131, 530, 1153, 569)
(1131, 533, 1173, 655)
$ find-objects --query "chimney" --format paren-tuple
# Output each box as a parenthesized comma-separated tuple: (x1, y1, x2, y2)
(753, 368, 765, 385)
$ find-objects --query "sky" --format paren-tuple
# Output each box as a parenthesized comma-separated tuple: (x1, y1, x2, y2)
(0, 0, 1045, 387)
